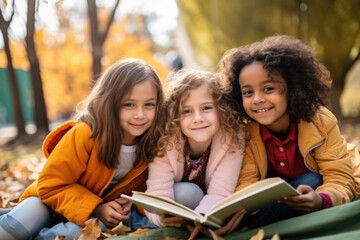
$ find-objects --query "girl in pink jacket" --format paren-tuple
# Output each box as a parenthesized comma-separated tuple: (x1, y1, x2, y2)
(145, 69, 246, 229)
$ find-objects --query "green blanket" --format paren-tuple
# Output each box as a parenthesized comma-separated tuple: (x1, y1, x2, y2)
(109, 199, 360, 240)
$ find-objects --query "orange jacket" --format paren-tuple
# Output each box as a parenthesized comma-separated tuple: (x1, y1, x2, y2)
(236, 107, 360, 206)
(19, 121, 148, 226)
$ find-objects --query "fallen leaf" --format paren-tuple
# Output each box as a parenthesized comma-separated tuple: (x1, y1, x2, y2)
(104, 221, 131, 236)
(250, 229, 265, 240)
(99, 232, 115, 239)
(78, 218, 101, 240)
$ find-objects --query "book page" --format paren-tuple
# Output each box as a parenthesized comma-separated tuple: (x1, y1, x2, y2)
(206, 177, 299, 225)
(122, 192, 203, 222)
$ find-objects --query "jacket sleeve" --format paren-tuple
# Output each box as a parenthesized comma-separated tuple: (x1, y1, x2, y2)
(235, 142, 262, 192)
(37, 124, 103, 226)
(195, 130, 245, 214)
(314, 123, 356, 206)
(145, 154, 177, 227)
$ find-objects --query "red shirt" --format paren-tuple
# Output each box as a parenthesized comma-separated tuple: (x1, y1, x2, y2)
(260, 123, 309, 178)
(182, 141, 211, 192)
(260, 123, 332, 209)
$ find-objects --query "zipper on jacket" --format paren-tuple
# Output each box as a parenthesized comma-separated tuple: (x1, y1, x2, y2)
(303, 139, 325, 171)
(101, 162, 147, 199)
(98, 170, 116, 197)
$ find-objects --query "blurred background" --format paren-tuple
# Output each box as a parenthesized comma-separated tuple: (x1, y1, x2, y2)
(0, 0, 359, 152)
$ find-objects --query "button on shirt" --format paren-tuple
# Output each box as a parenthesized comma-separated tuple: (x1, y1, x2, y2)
(260, 123, 309, 179)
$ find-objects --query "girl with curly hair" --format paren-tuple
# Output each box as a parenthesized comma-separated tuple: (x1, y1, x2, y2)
(145, 69, 247, 230)
(218, 35, 360, 230)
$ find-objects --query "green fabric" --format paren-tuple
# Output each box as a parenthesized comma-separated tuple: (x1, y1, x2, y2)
(109, 199, 360, 240)
(225, 199, 360, 240)
(106, 227, 190, 240)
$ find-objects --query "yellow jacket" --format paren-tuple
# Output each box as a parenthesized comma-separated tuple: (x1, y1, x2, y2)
(19, 121, 148, 226)
(236, 107, 360, 206)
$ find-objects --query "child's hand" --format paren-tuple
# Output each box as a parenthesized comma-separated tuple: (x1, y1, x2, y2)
(188, 209, 246, 240)
(159, 214, 185, 227)
(114, 197, 132, 216)
(93, 200, 131, 228)
(279, 184, 322, 212)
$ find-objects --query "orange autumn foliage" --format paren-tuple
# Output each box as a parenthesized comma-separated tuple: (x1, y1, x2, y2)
(0, 12, 169, 122)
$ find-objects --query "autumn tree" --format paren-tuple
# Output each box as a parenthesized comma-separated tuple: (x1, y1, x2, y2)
(87, 0, 120, 82)
(1, 1, 169, 125)
(0, 0, 29, 145)
(177, 0, 360, 118)
(304, 1, 360, 118)
(26, 0, 49, 135)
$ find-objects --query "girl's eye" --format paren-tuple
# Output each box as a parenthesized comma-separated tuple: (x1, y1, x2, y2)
(123, 103, 135, 108)
(202, 105, 213, 111)
(264, 86, 275, 93)
(145, 102, 156, 108)
(183, 109, 191, 115)
(242, 90, 253, 96)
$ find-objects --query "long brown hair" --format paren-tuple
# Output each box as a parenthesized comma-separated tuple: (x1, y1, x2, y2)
(75, 58, 163, 168)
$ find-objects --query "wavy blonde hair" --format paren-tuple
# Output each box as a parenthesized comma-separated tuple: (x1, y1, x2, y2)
(156, 69, 246, 157)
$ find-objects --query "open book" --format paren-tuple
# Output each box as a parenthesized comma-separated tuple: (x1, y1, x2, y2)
(121, 177, 299, 228)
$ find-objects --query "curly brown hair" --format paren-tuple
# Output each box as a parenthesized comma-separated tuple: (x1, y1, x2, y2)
(219, 35, 332, 123)
(156, 69, 245, 157)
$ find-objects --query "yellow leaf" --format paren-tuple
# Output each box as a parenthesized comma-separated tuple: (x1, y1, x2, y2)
(110, 221, 131, 235)
(78, 218, 101, 240)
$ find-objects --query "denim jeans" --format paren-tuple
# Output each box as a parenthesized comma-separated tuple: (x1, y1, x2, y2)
(0, 196, 157, 240)
(0, 197, 52, 240)
(173, 182, 205, 210)
(36, 206, 157, 240)
(239, 172, 323, 230)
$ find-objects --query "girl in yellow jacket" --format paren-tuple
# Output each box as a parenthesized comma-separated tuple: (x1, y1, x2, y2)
(0, 58, 163, 240)
(211, 35, 360, 234)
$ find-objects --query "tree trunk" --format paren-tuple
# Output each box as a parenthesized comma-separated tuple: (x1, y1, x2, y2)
(87, 0, 103, 82)
(329, 52, 360, 123)
(0, 9, 28, 140)
(26, 0, 49, 134)
(328, 86, 343, 121)
(87, 0, 120, 83)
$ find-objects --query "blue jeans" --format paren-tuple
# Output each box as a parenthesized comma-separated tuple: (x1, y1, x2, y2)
(0, 197, 157, 240)
(173, 182, 205, 210)
(239, 172, 323, 230)
(0, 197, 52, 240)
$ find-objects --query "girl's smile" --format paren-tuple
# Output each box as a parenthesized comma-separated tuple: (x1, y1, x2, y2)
(119, 80, 158, 145)
(238, 61, 290, 133)
(253, 107, 274, 113)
